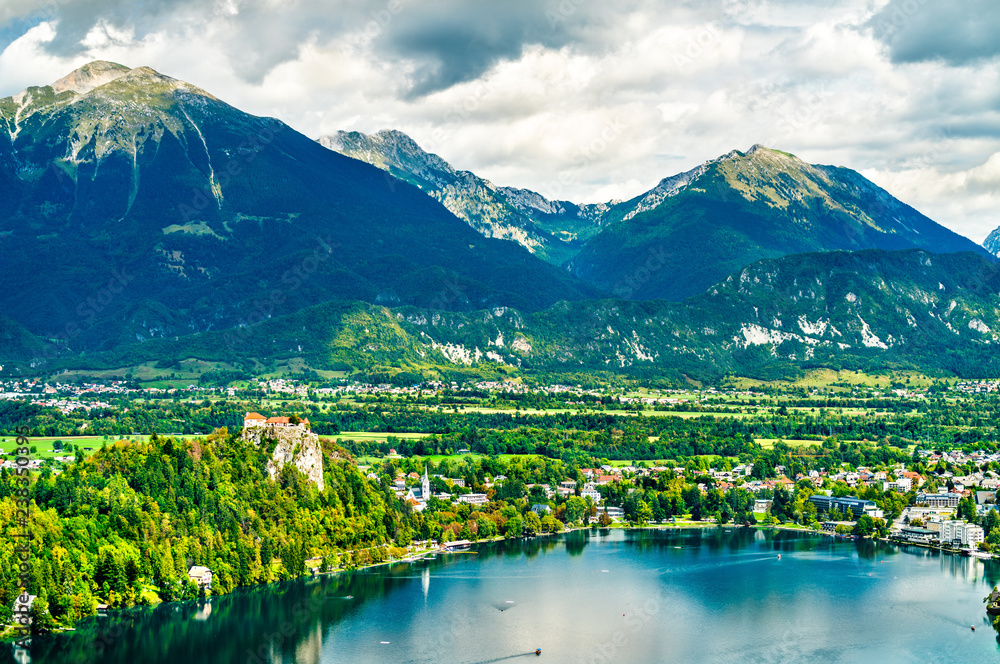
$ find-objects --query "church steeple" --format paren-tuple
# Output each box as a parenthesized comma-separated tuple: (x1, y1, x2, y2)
(422, 465, 431, 500)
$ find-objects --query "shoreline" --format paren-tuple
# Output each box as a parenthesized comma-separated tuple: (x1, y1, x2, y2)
(13, 521, 989, 641)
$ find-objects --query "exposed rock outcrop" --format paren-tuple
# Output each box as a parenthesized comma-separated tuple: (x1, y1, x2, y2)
(243, 425, 324, 490)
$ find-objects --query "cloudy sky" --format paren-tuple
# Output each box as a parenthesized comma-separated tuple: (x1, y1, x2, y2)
(2, 0, 999, 242)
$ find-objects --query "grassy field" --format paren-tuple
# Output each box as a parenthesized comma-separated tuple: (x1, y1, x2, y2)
(255, 357, 350, 380)
(729, 369, 951, 391)
(356, 452, 543, 465)
(645, 410, 752, 419)
(431, 405, 587, 416)
(333, 431, 427, 443)
(48, 356, 353, 388)
(422, 404, 752, 419)
(605, 458, 670, 467)
(782, 406, 877, 416)
(755, 438, 824, 449)
(621, 389, 698, 400)
(0, 435, 97, 459)
(52, 359, 232, 386)
(2, 434, 210, 460)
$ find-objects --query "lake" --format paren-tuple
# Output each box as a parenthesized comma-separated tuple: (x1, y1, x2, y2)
(13, 528, 1000, 664)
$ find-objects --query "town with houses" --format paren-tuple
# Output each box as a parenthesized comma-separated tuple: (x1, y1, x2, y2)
(356, 444, 1000, 557)
(0, 377, 650, 406)
(3, 375, 1000, 645)
(11, 374, 1000, 425)
(4, 375, 1000, 561)
(7, 375, 985, 411)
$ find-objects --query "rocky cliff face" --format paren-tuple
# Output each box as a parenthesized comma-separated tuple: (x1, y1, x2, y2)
(984, 226, 1000, 257)
(320, 129, 606, 264)
(243, 425, 324, 490)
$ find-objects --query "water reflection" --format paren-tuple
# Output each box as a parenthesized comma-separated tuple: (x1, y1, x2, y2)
(11, 528, 1000, 664)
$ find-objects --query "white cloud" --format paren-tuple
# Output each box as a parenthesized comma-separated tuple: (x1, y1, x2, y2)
(863, 151, 1000, 243)
(0, 22, 79, 92)
(2, 0, 1000, 241)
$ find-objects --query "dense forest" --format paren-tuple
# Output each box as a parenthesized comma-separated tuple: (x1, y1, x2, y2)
(0, 431, 403, 632)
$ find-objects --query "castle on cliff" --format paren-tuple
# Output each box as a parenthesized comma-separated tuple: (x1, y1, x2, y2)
(241, 411, 323, 490)
(243, 412, 310, 431)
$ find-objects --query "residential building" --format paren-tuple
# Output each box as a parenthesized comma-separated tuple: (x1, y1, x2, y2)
(187, 565, 213, 590)
(917, 492, 961, 508)
(822, 521, 854, 533)
(243, 412, 266, 428)
(775, 477, 795, 490)
(599, 506, 625, 520)
(10, 593, 36, 627)
(884, 477, 912, 493)
(808, 495, 883, 519)
(898, 527, 937, 544)
(939, 520, 985, 547)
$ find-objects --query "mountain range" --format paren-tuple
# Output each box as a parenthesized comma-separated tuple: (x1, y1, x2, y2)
(33, 248, 1000, 382)
(2, 61, 997, 381)
(325, 131, 989, 301)
(0, 61, 597, 353)
(322, 129, 611, 265)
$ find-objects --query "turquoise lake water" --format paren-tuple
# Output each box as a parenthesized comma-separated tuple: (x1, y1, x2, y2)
(14, 528, 1000, 663)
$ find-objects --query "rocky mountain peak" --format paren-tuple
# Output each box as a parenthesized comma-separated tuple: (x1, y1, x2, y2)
(373, 128, 423, 149)
(984, 226, 1000, 257)
(620, 145, 804, 222)
(745, 143, 791, 157)
(49, 60, 131, 94)
(728, 144, 805, 170)
(321, 128, 608, 264)
(321, 129, 456, 180)
(46, 62, 216, 107)
(98, 65, 214, 100)
(571, 142, 990, 301)
(119, 65, 174, 83)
